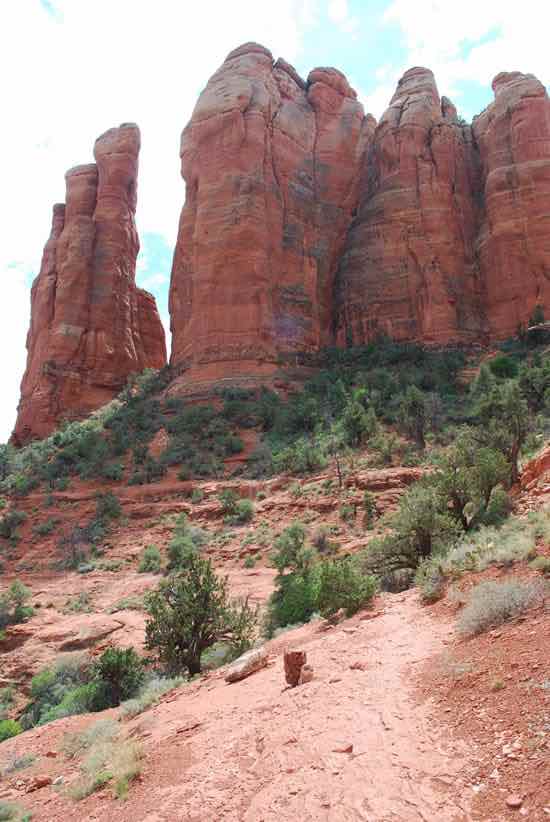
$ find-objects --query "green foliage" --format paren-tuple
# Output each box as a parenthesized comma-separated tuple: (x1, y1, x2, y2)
(489, 354, 518, 380)
(0, 580, 33, 630)
(317, 557, 376, 619)
(145, 553, 258, 675)
(32, 517, 58, 538)
(435, 431, 509, 530)
(362, 491, 378, 529)
(92, 648, 144, 708)
(398, 386, 428, 449)
(0, 719, 22, 743)
(518, 356, 550, 412)
(457, 580, 546, 636)
(273, 437, 327, 475)
(265, 521, 376, 634)
(365, 484, 460, 587)
(191, 488, 204, 504)
(57, 492, 122, 569)
(473, 379, 530, 482)
(414, 557, 447, 603)
(529, 555, 550, 575)
(0, 510, 27, 540)
(120, 676, 184, 719)
(165, 513, 208, 572)
(20, 647, 144, 729)
(138, 545, 162, 574)
(340, 389, 378, 447)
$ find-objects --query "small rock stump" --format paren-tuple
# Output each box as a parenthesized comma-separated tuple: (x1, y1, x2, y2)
(284, 649, 307, 687)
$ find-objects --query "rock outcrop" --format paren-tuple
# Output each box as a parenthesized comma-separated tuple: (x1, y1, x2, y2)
(170, 50, 550, 389)
(472, 72, 550, 340)
(169, 43, 367, 389)
(13, 124, 167, 444)
(335, 67, 484, 346)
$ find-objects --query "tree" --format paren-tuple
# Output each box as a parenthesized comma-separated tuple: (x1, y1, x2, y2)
(474, 381, 530, 483)
(93, 647, 144, 707)
(365, 483, 460, 581)
(145, 554, 257, 675)
(398, 386, 428, 449)
(341, 389, 377, 447)
(435, 431, 509, 530)
(518, 356, 550, 412)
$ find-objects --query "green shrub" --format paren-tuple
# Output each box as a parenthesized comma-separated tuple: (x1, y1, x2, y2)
(243, 555, 256, 569)
(218, 489, 238, 514)
(138, 545, 162, 573)
(529, 555, 550, 576)
(0, 580, 33, 630)
(227, 498, 254, 525)
(317, 557, 376, 618)
(364, 484, 460, 586)
(92, 648, 144, 708)
(191, 488, 204, 504)
(457, 579, 546, 636)
(489, 355, 518, 380)
(415, 557, 447, 603)
(0, 510, 27, 540)
(273, 437, 327, 475)
(362, 491, 378, 529)
(0, 719, 22, 743)
(101, 462, 124, 482)
(32, 517, 58, 537)
(145, 554, 258, 675)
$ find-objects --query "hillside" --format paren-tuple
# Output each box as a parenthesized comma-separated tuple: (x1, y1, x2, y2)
(1, 341, 549, 820)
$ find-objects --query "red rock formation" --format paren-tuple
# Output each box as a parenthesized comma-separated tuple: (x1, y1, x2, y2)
(473, 72, 550, 339)
(169, 43, 368, 389)
(335, 67, 484, 347)
(13, 124, 166, 444)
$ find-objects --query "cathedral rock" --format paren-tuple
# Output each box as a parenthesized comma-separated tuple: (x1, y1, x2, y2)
(14, 45, 550, 440)
(13, 124, 167, 444)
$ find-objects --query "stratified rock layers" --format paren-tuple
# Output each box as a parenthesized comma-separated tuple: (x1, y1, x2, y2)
(170, 50, 550, 384)
(473, 72, 550, 339)
(169, 43, 367, 385)
(335, 67, 484, 346)
(13, 124, 167, 444)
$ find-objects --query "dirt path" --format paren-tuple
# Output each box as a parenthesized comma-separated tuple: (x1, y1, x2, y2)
(83, 591, 473, 822)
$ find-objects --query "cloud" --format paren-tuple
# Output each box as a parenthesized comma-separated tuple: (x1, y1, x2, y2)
(377, 0, 550, 114)
(0, 263, 31, 441)
(327, 0, 359, 35)
(0, 0, 318, 441)
(141, 272, 169, 289)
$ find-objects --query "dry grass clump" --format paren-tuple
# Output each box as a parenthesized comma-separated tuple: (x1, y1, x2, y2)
(63, 718, 142, 801)
(457, 579, 546, 637)
(119, 676, 183, 720)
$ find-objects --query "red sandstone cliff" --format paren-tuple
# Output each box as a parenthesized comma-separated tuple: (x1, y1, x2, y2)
(169, 43, 368, 388)
(472, 71, 550, 340)
(13, 124, 167, 444)
(335, 67, 484, 346)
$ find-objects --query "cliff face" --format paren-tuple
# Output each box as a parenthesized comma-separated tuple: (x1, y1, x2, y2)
(15, 50, 550, 440)
(13, 124, 167, 444)
(473, 72, 550, 340)
(335, 67, 484, 346)
(169, 43, 368, 387)
(169, 50, 550, 387)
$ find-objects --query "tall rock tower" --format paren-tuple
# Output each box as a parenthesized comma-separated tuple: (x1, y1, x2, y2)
(13, 123, 167, 444)
(169, 43, 369, 391)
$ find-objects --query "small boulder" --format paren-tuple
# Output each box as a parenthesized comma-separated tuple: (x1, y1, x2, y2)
(225, 647, 269, 683)
(299, 664, 314, 685)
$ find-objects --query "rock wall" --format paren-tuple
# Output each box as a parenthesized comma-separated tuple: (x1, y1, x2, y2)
(169, 43, 368, 388)
(13, 124, 167, 444)
(473, 72, 550, 340)
(335, 67, 484, 346)
(170, 49, 550, 388)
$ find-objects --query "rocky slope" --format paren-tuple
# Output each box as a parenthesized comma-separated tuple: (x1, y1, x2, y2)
(13, 124, 167, 445)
